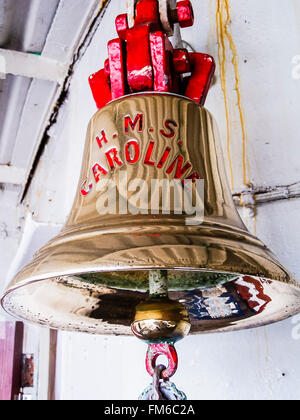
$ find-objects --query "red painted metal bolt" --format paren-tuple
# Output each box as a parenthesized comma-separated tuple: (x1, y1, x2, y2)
(185, 52, 216, 106)
(134, 0, 160, 30)
(171, 0, 194, 28)
(115, 14, 128, 40)
(89, 69, 112, 110)
(173, 48, 191, 74)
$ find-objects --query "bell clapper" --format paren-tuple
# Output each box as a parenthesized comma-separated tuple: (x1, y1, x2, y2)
(149, 270, 169, 299)
(131, 270, 191, 343)
(132, 270, 190, 399)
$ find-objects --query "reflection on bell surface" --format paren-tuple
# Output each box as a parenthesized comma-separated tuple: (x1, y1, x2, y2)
(1, 93, 300, 335)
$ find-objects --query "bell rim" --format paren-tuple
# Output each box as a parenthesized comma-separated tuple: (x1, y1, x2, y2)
(2, 276, 300, 336)
(2, 261, 297, 297)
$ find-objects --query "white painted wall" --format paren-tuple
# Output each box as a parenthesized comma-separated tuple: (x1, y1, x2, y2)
(2, 0, 300, 400)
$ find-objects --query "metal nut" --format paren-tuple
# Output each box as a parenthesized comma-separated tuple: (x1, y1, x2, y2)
(171, 0, 194, 28)
(173, 48, 191, 73)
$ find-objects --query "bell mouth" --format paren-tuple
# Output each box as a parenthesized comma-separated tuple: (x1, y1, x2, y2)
(2, 269, 300, 336)
(75, 269, 238, 291)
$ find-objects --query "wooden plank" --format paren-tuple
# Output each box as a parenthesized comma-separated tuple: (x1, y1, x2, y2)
(0, 322, 24, 400)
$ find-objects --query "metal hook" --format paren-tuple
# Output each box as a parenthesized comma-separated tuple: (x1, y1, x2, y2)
(146, 343, 178, 379)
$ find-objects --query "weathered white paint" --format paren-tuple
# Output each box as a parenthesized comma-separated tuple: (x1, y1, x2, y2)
(0, 195, 24, 304)
(1, 0, 300, 400)
(0, 165, 26, 185)
(0, 49, 67, 83)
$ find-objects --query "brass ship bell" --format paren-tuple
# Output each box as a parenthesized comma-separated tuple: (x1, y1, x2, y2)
(3, 0, 299, 400)
(2, 93, 300, 340)
(2, 0, 300, 350)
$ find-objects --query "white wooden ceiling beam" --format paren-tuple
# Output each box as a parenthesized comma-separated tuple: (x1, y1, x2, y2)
(0, 49, 67, 84)
(0, 165, 26, 185)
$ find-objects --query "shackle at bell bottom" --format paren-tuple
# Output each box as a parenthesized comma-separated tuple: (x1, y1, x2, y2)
(2, 0, 300, 400)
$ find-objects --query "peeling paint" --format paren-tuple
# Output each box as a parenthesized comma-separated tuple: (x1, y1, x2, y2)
(238, 190, 257, 233)
(233, 181, 300, 207)
(128, 66, 153, 79)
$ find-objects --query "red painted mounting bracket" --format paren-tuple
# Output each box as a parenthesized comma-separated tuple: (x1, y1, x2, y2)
(89, 0, 215, 109)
